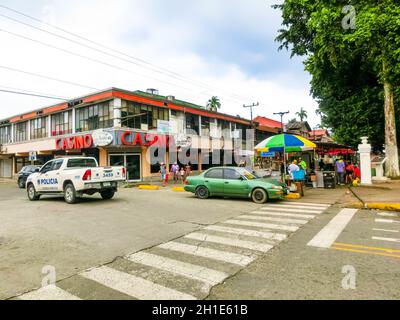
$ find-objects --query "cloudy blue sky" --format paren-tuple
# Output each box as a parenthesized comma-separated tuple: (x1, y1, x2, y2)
(0, 0, 319, 126)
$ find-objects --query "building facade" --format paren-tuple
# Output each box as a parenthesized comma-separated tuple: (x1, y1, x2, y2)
(0, 88, 275, 181)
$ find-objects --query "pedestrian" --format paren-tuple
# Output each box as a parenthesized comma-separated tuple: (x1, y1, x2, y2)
(171, 162, 180, 184)
(180, 167, 186, 183)
(184, 162, 192, 179)
(345, 161, 355, 184)
(354, 164, 361, 179)
(159, 162, 167, 187)
(298, 157, 307, 171)
(288, 160, 300, 179)
(335, 158, 345, 185)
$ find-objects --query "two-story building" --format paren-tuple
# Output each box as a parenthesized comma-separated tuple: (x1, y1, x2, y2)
(0, 88, 276, 181)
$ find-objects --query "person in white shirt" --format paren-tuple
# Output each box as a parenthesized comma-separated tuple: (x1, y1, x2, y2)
(288, 160, 300, 178)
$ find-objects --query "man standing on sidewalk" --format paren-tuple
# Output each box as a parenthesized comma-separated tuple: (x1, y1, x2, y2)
(171, 162, 180, 184)
(335, 158, 345, 185)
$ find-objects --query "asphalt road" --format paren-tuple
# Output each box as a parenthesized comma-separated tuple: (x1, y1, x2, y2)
(0, 183, 399, 300)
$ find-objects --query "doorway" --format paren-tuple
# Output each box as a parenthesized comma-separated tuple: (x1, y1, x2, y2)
(109, 154, 141, 181)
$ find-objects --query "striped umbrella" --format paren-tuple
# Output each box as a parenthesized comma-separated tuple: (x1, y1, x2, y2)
(255, 134, 316, 153)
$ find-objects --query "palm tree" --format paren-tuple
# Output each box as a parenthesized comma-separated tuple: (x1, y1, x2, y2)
(206, 96, 221, 112)
(295, 107, 308, 122)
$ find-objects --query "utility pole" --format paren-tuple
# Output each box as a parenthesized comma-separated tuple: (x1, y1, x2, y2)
(243, 102, 259, 126)
(273, 111, 290, 133)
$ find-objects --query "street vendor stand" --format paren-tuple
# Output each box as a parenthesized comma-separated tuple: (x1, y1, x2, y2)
(255, 134, 317, 195)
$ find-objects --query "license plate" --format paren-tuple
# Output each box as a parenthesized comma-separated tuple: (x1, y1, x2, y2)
(103, 182, 111, 187)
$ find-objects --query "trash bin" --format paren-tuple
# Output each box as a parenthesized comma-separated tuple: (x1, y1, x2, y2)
(323, 171, 336, 189)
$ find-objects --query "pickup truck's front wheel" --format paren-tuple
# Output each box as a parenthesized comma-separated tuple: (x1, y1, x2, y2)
(27, 184, 40, 201)
(64, 183, 78, 204)
(100, 189, 115, 200)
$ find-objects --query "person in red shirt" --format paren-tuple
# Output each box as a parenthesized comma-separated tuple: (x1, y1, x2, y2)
(345, 161, 355, 184)
(354, 165, 361, 179)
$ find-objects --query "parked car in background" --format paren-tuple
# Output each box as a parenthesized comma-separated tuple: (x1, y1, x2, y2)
(184, 167, 288, 204)
(17, 165, 41, 189)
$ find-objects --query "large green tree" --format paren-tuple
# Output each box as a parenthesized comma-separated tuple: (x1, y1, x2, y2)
(274, 0, 400, 177)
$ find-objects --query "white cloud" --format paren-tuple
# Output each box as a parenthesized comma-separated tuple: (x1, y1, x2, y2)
(0, 0, 319, 126)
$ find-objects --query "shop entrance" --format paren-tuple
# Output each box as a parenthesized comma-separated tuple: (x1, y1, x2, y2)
(109, 154, 141, 181)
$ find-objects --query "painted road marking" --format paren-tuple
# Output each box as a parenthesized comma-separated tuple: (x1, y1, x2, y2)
(281, 202, 330, 208)
(18, 285, 81, 300)
(239, 215, 308, 225)
(225, 219, 298, 232)
(127, 251, 228, 286)
(372, 236, 400, 243)
(204, 225, 287, 241)
(260, 207, 324, 214)
(373, 228, 399, 233)
(375, 219, 399, 224)
(377, 212, 398, 217)
(265, 204, 327, 211)
(185, 232, 273, 253)
(251, 211, 315, 219)
(158, 241, 255, 266)
(331, 242, 400, 259)
(307, 209, 358, 248)
(81, 266, 196, 300)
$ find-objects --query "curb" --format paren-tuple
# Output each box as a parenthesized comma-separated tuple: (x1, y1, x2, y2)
(138, 185, 160, 190)
(348, 202, 400, 212)
(284, 193, 301, 200)
(172, 187, 185, 192)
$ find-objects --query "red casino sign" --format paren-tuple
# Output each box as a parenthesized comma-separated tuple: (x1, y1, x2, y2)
(56, 134, 93, 150)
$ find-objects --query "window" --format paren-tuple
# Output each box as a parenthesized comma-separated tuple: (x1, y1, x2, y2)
(201, 116, 210, 136)
(51, 111, 72, 136)
(52, 159, 64, 171)
(14, 121, 28, 142)
(186, 113, 199, 135)
(67, 158, 97, 168)
(204, 168, 223, 179)
(40, 161, 54, 173)
(0, 125, 11, 144)
(75, 101, 113, 132)
(30, 117, 48, 140)
(121, 101, 169, 130)
(224, 168, 242, 180)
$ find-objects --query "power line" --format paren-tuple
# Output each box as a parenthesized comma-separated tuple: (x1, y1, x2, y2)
(0, 4, 250, 102)
(0, 84, 69, 99)
(0, 88, 67, 100)
(0, 65, 99, 91)
(0, 27, 246, 106)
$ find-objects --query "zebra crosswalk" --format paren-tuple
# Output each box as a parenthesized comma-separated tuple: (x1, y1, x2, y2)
(17, 201, 330, 300)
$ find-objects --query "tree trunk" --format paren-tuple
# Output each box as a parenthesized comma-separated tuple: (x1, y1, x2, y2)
(383, 80, 400, 177)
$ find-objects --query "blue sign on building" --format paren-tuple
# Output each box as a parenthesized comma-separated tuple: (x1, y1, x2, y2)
(261, 152, 276, 157)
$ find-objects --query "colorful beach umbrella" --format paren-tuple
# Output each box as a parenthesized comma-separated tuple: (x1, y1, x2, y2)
(255, 134, 316, 153)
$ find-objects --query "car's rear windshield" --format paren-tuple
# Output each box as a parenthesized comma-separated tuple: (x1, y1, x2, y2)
(67, 158, 97, 168)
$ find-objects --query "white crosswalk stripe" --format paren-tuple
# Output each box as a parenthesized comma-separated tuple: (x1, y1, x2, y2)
(17, 202, 330, 300)
(264, 204, 327, 212)
(127, 251, 228, 286)
(280, 202, 330, 208)
(18, 285, 81, 300)
(377, 212, 398, 218)
(373, 228, 399, 233)
(224, 219, 299, 232)
(184, 232, 273, 253)
(259, 207, 323, 214)
(239, 214, 308, 225)
(251, 211, 316, 219)
(158, 241, 255, 266)
(204, 225, 287, 241)
(375, 219, 400, 224)
(81, 266, 197, 300)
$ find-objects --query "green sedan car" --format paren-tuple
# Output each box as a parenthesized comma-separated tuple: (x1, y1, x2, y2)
(184, 167, 288, 204)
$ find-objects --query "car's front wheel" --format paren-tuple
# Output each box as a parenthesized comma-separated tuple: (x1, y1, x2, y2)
(195, 186, 209, 199)
(100, 189, 115, 200)
(252, 188, 268, 204)
(64, 183, 78, 204)
(27, 184, 40, 201)
(18, 178, 25, 189)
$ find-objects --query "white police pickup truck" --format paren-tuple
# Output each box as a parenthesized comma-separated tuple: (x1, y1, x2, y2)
(26, 157, 126, 204)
